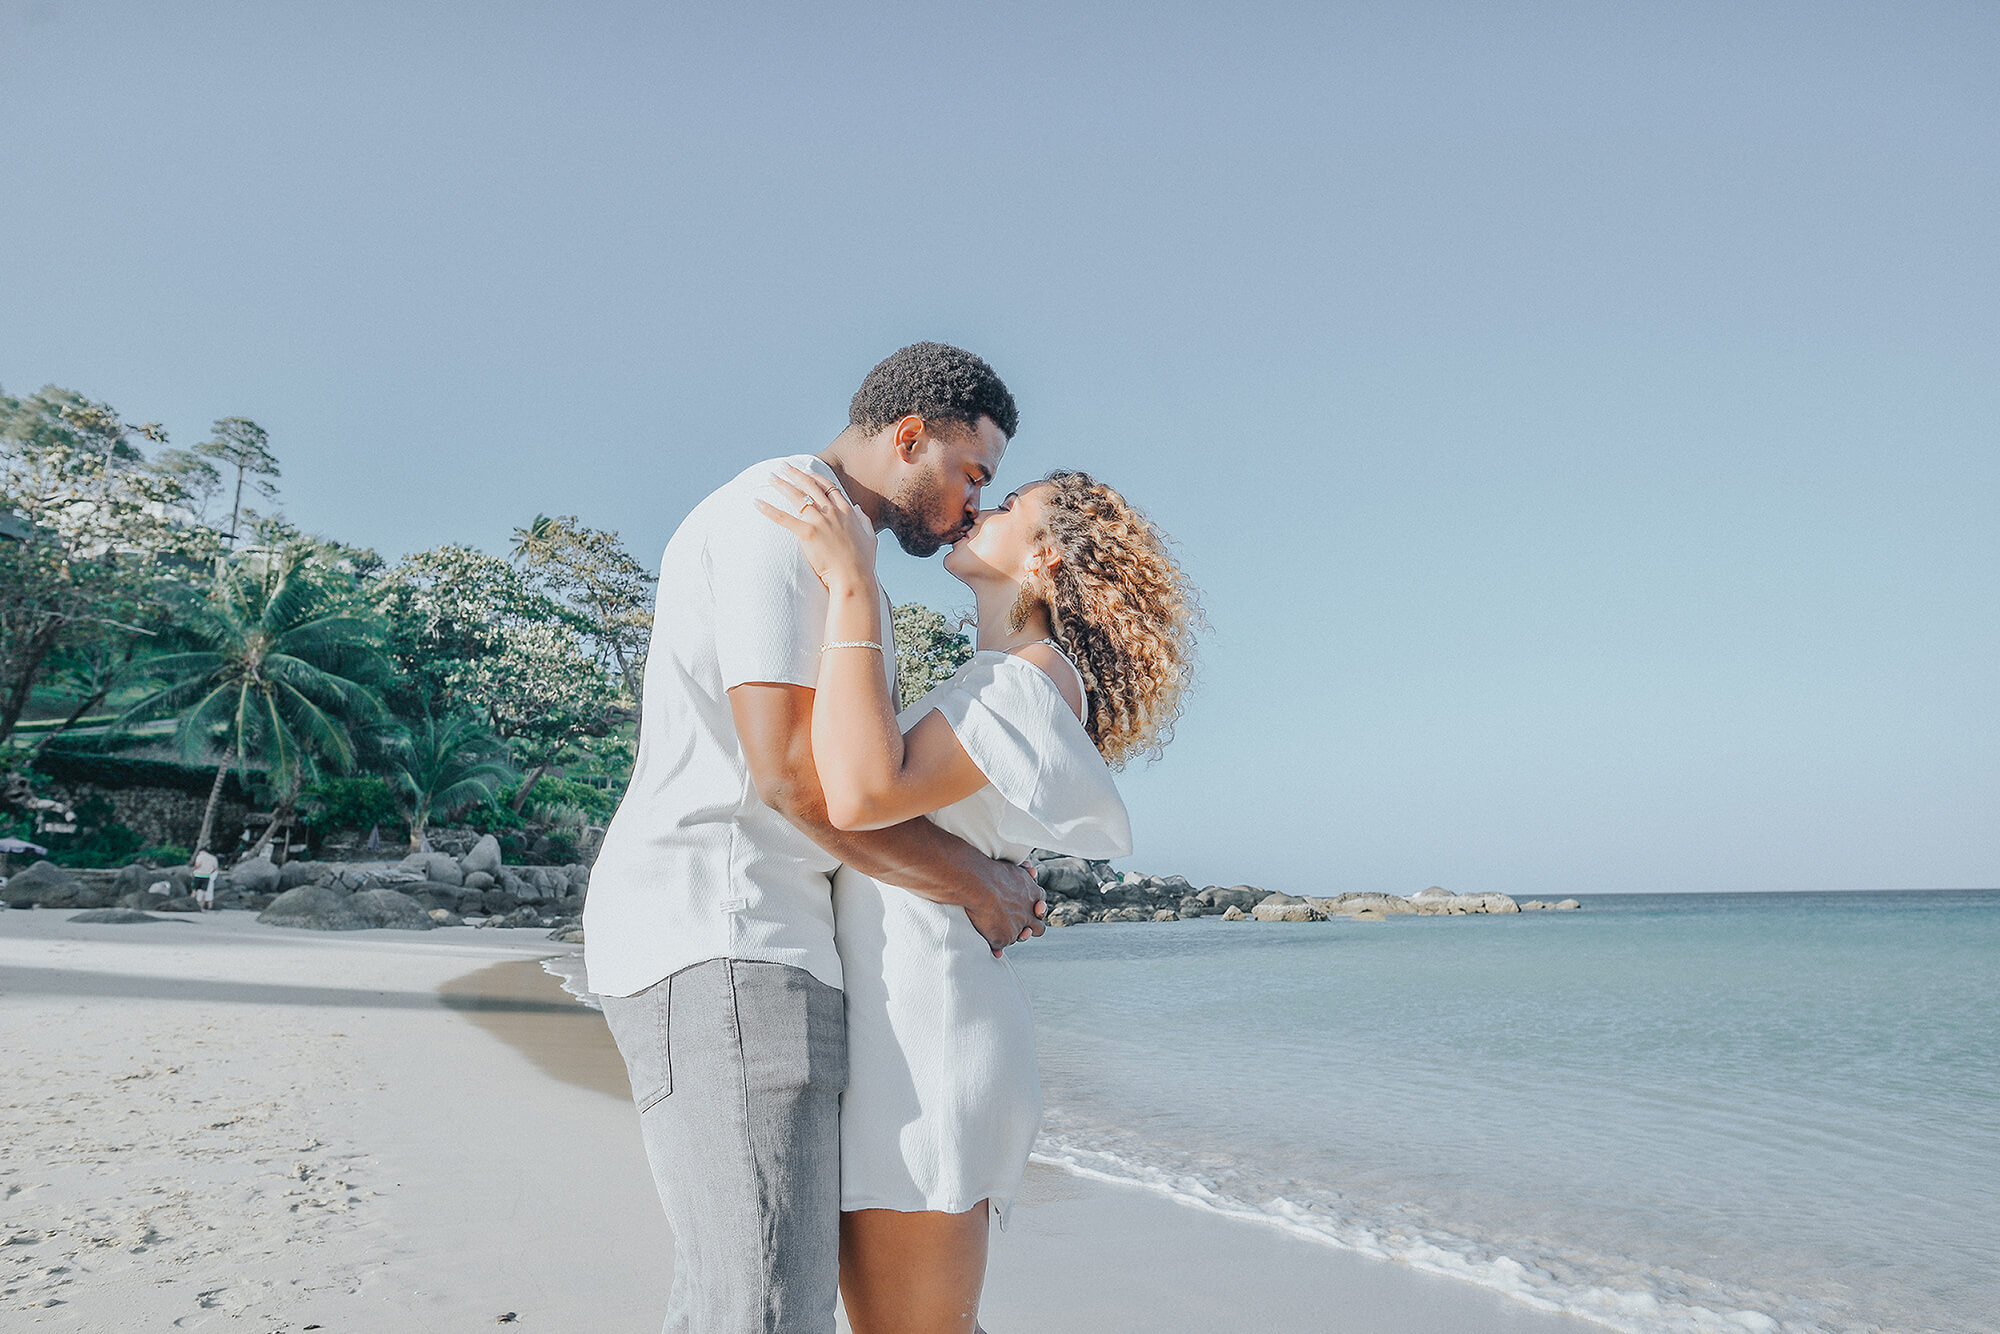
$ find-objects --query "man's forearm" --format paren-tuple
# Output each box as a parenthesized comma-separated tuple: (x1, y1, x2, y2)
(771, 773, 991, 904)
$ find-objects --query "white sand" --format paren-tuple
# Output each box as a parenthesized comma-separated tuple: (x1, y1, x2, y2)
(1, 908, 1611, 1332)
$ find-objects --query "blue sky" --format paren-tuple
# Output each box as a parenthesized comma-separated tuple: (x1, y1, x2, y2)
(3, 1, 1994, 894)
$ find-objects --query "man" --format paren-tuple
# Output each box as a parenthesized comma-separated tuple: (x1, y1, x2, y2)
(584, 343, 1045, 1333)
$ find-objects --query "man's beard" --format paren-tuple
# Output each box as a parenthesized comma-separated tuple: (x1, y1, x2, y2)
(878, 466, 961, 557)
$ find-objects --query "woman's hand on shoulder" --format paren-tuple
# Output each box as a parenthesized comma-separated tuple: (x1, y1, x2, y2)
(755, 464, 877, 591)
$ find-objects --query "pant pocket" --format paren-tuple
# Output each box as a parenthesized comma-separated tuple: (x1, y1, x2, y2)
(604, 979, 674, 1111)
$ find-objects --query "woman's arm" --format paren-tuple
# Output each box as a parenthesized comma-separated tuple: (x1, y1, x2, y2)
(757, 466, 991, 831)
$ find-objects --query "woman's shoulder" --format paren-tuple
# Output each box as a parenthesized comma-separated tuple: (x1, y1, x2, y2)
(995, 644, 1086, 722)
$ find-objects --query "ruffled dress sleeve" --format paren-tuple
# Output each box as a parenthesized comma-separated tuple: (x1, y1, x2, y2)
(929, 653, 1133, 860)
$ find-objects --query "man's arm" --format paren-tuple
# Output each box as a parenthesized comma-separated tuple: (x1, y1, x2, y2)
(728, 681, 1045, 955)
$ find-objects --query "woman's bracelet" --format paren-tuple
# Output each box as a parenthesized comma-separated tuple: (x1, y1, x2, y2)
(820, 640, 884, 654)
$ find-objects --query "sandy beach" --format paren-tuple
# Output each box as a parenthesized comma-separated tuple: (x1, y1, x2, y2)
(1, 908, 1613, 1333)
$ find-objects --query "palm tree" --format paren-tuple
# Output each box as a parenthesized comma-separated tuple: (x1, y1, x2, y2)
(121, 551, 388, 857)
(388, 711, 515, 852)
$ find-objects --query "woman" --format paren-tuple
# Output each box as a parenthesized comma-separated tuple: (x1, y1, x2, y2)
(760, 464, 1199, 1334)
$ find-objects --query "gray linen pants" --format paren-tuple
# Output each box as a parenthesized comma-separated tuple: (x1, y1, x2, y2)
(601, 959, 848, 1334)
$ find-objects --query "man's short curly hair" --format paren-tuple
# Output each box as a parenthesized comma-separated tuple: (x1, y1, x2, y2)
(849, 342, 1019, 439)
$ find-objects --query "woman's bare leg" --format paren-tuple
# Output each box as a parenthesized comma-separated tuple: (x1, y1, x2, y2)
(840, 1203, 991, 1334)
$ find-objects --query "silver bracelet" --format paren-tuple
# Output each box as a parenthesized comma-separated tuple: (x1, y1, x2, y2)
(820, 640, 884, 654)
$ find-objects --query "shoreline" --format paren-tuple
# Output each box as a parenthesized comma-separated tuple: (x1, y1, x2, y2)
(2, 909, 1611, 1332)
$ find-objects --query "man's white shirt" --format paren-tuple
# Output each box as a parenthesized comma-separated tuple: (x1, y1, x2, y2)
(584, 455, 897, 998)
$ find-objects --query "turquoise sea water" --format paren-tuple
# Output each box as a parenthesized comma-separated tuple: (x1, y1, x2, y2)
(1009, 890, 2000, 1334)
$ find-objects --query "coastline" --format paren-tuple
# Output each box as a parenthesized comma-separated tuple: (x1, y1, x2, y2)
(4, 909, 1613, 1332)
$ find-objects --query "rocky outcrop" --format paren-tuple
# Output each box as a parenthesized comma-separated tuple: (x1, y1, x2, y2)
(2, 860, 79, 908)
(226, 855, 282, 895)
(258, 883, 434, 931)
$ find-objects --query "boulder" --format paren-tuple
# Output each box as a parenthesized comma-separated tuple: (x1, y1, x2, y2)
(228, 856, 282, 895)
(1151, 908, 1180, 922)
(398, 852, 463, 887)
(566, 863, 590, 893)
(1198, 885, 1265, 912)
(1555, 899, 1582, 911)
(482, 889, 521, 916)
(1255, 891, 1305, 907)
(1155, 874, 1194, 896)
(278, 860, 324, 890)
(155, 896, 201, 912)
(428, 908, 465, 927)
(1349, 906, 1389, 921)
(3, 860, 78, 907)
(1220, 905, 1248, 921)
(1105, 906, 1152, 923)
(512, 875, 546, 904)
(462, 870, 496, 891)
(1308, 892, 1416, 918)
(347, 888, 436, 929)
(1177, 896, 1212, 917)
(70, 908, 182, 925)
(1457, 892, 1520, 914)
(1520, 900, 1552, 910)
(259, 883, 432, 930)
(1045, 905, 1089, 927)
(460, 834, 504, 877)
(547, 923, 585, 944)
(1251, 901, 1322, 922)
(1035, 857, 1103, 900)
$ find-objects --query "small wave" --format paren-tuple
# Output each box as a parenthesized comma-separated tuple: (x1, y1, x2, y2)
(539, 951, 601, 1010)
(1030, 1135, 1801, 1334)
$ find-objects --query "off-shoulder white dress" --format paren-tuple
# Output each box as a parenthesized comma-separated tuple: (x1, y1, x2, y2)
(833, 649, 1131, 1225)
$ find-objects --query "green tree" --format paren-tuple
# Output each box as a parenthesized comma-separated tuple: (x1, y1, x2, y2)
(120, 549, 389, 855)
(510, 513, 656, 700)
(386, 711, 515, 853)
(0, 387, 213, 750)
(379, 545, 627, 811)
(892, 602, 973, 709)
(195, 417, 280, 552)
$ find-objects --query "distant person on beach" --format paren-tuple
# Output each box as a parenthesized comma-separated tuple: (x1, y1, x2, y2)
(761, 463, 1197, 1333)
(190, 848, 218, 910)
(584, 344, 1044, 1333)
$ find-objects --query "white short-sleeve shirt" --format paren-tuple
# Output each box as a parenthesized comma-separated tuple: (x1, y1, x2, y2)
(583, 455, 896, 997)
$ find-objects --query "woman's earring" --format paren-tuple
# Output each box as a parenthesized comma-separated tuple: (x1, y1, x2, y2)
(1006, 585, 1038, 634)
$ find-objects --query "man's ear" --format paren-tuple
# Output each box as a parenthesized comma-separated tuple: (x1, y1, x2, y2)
(892, 415, 928, 463)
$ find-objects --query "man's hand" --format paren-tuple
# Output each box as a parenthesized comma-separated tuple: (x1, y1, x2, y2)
(729, 681, 1049, 955)
(962, 858, 1047, 957)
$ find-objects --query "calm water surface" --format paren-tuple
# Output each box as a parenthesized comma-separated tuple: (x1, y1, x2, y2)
(1010, 890, 2000, 1334)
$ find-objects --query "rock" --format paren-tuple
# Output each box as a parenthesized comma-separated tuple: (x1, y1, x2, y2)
(1177, 896, 1212, 917)
(1411, 886, 1454, 902)
(1220, 905, 1248, 921)
(1308, 892, 1417, 918)
(512, 875, 546, 904)
(507, 905, 540, 927)
(259, 884, 435, 931)
(1045, 906, 1089, 927)
(548, 923, 584, 944)
(155, 896, 201, 912)
(1105, 906, 1151, 923)
(428, 908, 465, 926)
(1255, 891, 1305, 907)
(3, 860, 78, 907)
(228, 856, 282, 895)
(1520, 900, 1551, 910)
(460, 834, 504, 877)
(1555, 899, 1581, 911)
(1195, 885, 1262, 912)
(398, 852, 463, 887)
(482, 889, 521, 916)
(566, 863, 590, 892)
(462, 870, 496, 891)
(278, 860, 324, 890)
(1035, 857, 1103, 900)
(1457, 892, 1520, 914)
(1251, 902, 1322, 922)
(1152, 908, 1180, 922)
(70, 908, 184, 924)
(1156, 874, 1194, 896)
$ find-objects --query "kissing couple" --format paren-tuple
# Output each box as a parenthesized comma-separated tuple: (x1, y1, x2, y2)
(584, 342, 1200, 1333)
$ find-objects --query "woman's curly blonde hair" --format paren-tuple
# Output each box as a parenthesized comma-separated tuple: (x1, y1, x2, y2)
(1023, 470, 1202, 768)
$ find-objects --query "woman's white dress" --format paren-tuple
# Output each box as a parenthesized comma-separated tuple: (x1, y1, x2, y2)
(833, 650, 1131, 1224)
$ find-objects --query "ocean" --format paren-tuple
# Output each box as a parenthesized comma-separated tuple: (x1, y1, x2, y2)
(547, 888, 1999, 1333)
(1011, 890, 2000, 1334)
